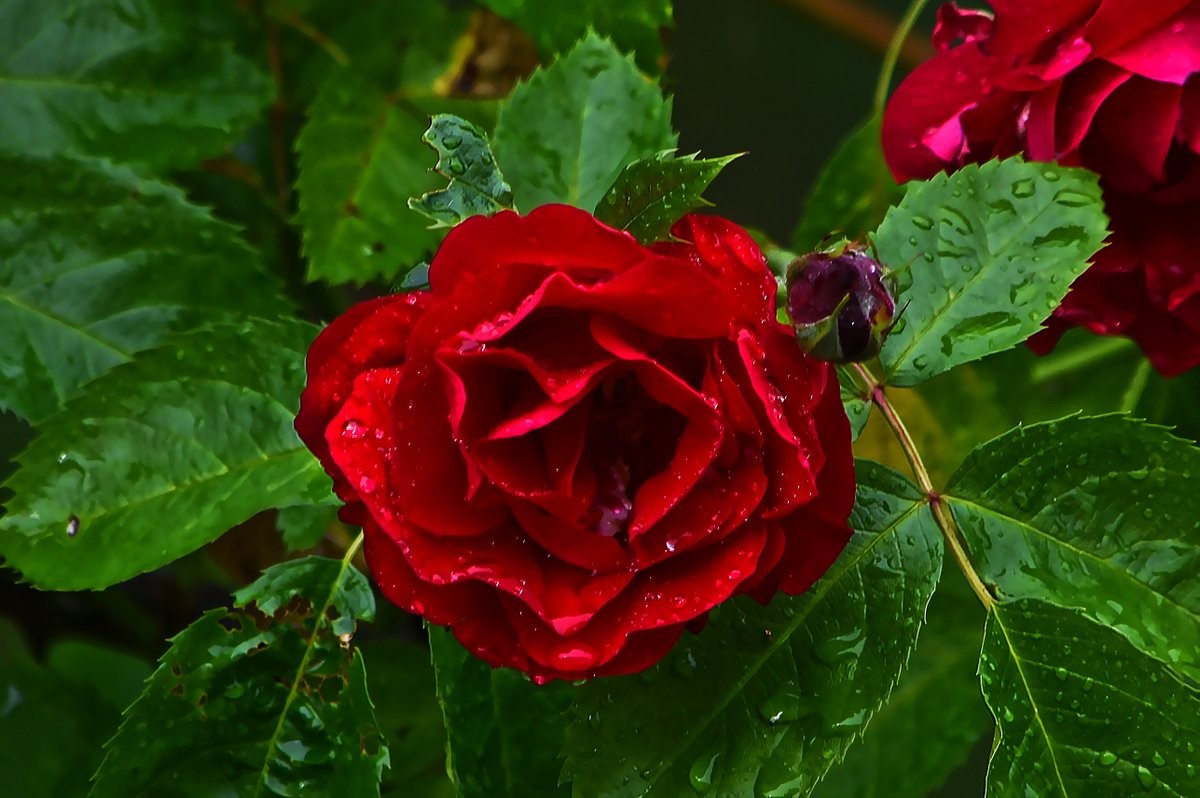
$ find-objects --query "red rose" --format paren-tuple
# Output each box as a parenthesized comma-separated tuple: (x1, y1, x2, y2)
(295, 205, 854, 682)
(882, 1, 1200, 375)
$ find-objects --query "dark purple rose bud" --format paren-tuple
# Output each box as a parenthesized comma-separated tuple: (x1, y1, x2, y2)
(786, 246, 895, 363)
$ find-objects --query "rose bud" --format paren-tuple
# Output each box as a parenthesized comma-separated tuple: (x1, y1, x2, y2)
(295, 205, 856, 683)
(785, 247, 895, 363)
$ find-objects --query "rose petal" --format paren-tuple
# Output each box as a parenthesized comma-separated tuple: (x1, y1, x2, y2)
(296, 293, 430, 501)
(986, 1, 1094, 57)
(1053, 60, 1131, 156)
(1104, 5, 1200, 84)
(428, 204, 647, 296)
(1082, 76, 1183, 190)
(882, 44, 1005, 179)
(933, 3, 995, 52)
(1085, 0, 1195, 56)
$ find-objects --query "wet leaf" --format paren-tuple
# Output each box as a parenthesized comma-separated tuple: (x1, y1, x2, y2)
(0, 0, 271, 168)
(90, 555, 385, 798)
(492, 32, 676, 213)
(981, 599, 1200, 797)
(0, 320, 333, 590)
(360, 639, 455, 798)
(0, 154, 291, 423)
(813, 567, 989, 798)
(946, 415, 1200, 683)
(875, 158, 1108, 387)
(429, 626, 572, 797)
(837, 367, 871, 441)
(562, 462, 942, 797)
(410, 114, 513, 228)
(792, 115, 901, 251)
(480, 0, 671, 73)
(277, 505, 337, 552)
(595, 150, 739, 242)
(295, 73, 442, 285)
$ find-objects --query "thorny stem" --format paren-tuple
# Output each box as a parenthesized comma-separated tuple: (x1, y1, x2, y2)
(850, 363, 995, 609)
(873, 0, 932, 116)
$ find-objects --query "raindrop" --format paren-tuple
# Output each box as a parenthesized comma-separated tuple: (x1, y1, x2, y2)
(1098, 752, 1118, 766)
(1135, 765, 1155, 789)
(688, 750, 720, 793)
(66, 515, 80, 537)
(587, 712, 601, 731)
(1054, 667, 1068, 681)
(1011, 178, 1036, 198)
(912, 215, 934, 231)
(1151, 752, 1165, 767)
(442, 134, 462, 149)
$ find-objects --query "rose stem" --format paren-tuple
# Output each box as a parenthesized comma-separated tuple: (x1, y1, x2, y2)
(850, 362, 995, 609)
(873, 0, 932, 116)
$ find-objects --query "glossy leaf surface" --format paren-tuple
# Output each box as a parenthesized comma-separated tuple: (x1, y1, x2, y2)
(595, 150, 738, 242)
(492, 32, 676, 214)
(0, 154, 290, 422)
(410, 114, 513, 228)
(0, 0, 271, 167)
(875, 158, 1108, 386)
(562, 462, 942, 797)
(981, 599, 1200, 797)
(946, 415, 1200, 683)
(429, 626, 572, 798)
(0, 320, 332, 590)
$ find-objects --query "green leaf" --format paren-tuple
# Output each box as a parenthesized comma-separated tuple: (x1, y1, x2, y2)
(0, 0, 271, 168)
(360, 639, 455, 798)
(46, 639, 153, 711)
(295, 73, 443, 285)
(792, 116, 901, 251)
(480, 0, 671, 73)
(595, 150, 739, 242)
(492, 32, 677, 214)
(562, 462, 942, 797)
(0, 620, 131, 798)
(838, 367, 870, 441)
(875, 158, 1108, 387)
(276, 504, 337, 552)
(0, 319, 333, 590)
(429, 626, 572, 797)
(429, 627, 570, 797)
(945, 415, 1200, 683)
(409, 114, 513, 228)
(0, 154, 291, 423)
(981, 599, 1200, 797)
(90, 555, 385, 797)
(812, 567, 989, 798)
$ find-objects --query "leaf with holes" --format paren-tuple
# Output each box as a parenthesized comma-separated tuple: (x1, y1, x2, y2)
(875, 158, 1108, 386)
(0, 0, 271, 167)
(981, 599, 1200, 797)
(0, 154, 291, 423)
(409, 114, 513, 228)
(492, 32, 676, 214)
(429, 626, 572, 798)
(89, 555, 385, 797)
(792, 115, 901, 251)
(0, 319, 333, 590)
(946, 415, 1200, 683)
(562, 462, 942, 797)
(595, 150, 739, 243)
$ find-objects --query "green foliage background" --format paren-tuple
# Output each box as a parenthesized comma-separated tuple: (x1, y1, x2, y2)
(2, 1, 1198, 797)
